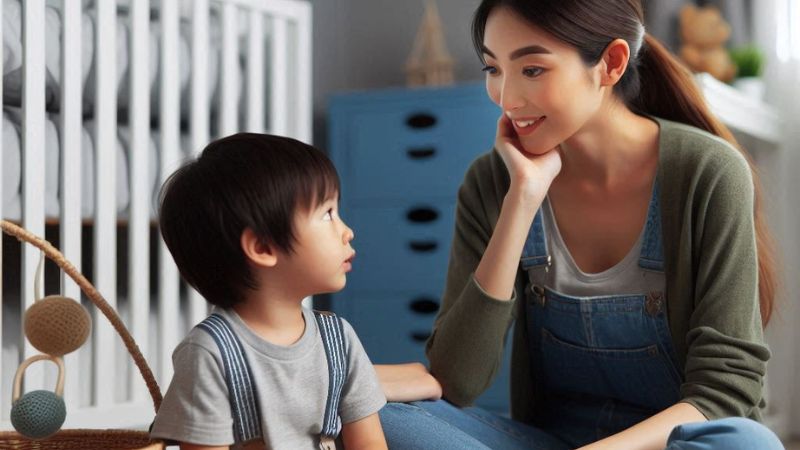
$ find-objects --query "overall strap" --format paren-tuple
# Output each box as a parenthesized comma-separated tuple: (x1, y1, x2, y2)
(313, 310, 349, 449)
(197, 314, 262, 445)
(638, 179, 665, 272)
(520, 207, 551, 270)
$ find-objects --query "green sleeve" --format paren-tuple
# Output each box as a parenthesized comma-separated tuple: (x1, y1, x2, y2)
(425, 153, 517, 406)
(679, 153, 770, 419)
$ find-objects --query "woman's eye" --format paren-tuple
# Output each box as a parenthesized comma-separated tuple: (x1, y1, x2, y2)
(522, 67, 544, 78)
(481, 65, 498, 75)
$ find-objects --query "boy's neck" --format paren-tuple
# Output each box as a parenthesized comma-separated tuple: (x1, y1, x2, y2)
(233, 291, 307, 347)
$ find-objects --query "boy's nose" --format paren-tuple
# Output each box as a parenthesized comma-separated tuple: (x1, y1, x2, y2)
(342, 224, 354, 244)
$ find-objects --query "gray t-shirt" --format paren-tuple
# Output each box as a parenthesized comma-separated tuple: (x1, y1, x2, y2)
(150, 307, 386, 449)
(542, 197, 665, 296)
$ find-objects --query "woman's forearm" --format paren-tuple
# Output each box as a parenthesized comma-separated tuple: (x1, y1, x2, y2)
(374, 363, 442, 402)
(577, 402, 707, 450)
(474, 187, 541, 300)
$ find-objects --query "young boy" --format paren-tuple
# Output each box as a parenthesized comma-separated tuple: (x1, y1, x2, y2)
(150, 133, 387, 450)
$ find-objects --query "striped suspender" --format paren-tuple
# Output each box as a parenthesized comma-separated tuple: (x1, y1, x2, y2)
(197, 314, 263, 444)
(197, 311, 349, 448)
(314, 311, 349, 449)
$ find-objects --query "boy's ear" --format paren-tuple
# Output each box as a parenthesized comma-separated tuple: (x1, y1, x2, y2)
(598, 38, 631, 87)
(240, 228, 278, 268)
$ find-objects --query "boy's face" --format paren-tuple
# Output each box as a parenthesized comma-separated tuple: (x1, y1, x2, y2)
(280, 196, 355, 296)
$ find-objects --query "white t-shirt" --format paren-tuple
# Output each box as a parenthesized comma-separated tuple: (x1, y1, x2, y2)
(151, 306, 386, 449)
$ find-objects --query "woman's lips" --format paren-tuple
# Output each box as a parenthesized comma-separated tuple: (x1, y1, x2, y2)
(511, 116, 546, 136)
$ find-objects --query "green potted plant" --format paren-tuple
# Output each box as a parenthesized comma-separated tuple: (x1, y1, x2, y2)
(730, 45, 766, 100)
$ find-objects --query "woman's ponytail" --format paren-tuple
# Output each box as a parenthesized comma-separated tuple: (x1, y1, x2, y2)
(632, 34, 777, 326)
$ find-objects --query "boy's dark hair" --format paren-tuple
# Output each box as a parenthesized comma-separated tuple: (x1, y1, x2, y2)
(158, 133, 340, 308)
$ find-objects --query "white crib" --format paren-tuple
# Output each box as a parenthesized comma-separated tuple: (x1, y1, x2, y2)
(0, 0, 312, 430)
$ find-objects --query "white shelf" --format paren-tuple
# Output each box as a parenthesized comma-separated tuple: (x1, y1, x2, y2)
(695, 72, 782, 145)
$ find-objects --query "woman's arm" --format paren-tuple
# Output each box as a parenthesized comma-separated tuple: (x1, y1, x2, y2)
(341, 413, 388, 450)
(474, 115, 562, 300)
(426, 116, 562, 405)
(374, 363, 442, 402)
(577, 402, 706, 450)
(180, 444, 229, 450)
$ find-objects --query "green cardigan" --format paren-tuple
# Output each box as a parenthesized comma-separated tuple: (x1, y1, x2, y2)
(426, 117, 770, 423)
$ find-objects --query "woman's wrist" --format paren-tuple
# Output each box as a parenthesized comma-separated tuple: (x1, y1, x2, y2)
(504, 183, 544, 216)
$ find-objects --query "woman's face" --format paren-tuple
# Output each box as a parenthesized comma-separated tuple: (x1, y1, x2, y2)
(482, 6, 605, 155)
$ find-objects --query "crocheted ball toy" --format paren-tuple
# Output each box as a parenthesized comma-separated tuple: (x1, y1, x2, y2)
(24, 295, 91, 356)
(10, 355, 67, 440)
(10, 390, 67, 439)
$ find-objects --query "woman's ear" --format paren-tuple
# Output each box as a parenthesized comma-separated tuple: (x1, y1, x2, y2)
(598, 38, 631, 87)
(240, 228, 278, 268)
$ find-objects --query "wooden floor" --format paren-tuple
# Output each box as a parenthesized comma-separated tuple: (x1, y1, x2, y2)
(785, 440, 800, 450)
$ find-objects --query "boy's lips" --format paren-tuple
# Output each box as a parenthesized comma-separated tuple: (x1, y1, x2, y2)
(343, 252, 355, 272)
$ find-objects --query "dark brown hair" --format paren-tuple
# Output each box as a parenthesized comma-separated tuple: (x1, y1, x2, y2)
(158, 133, 340, 308)
(472, 0, 776, 326)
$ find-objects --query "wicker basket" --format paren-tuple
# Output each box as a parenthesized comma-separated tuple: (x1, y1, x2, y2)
(0, 220, 165, 450)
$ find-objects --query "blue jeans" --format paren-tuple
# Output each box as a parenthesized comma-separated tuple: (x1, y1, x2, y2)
(379, 401, 784, 450)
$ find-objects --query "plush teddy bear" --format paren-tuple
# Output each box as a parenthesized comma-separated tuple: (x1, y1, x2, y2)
(679, 5, 737, 83)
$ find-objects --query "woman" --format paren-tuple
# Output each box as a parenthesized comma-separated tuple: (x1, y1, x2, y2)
(377, 0, 784, 449)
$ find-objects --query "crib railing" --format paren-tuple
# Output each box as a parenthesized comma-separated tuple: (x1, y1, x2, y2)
(0, 0, 312, 430)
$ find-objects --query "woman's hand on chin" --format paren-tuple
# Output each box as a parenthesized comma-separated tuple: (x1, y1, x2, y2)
(374, 362, 443, 403)
(494, 114, 562, 203)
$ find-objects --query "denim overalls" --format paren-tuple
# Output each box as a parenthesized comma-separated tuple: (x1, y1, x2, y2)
(521, 180, 683, 448)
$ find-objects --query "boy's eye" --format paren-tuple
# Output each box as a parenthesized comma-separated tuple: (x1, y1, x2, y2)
(323, 209, 333, 221)
(481, 65, 498, 75)
(522, 67, 544, 78)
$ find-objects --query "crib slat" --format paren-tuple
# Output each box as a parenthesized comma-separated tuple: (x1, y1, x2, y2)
(246, 12, 265, 133)
(129, 0, 151, 403)
(219, 2, 239, 136)
(295, 3, 312, 143)
(60, 0, 84, 409)
(158, 0, 183, 387)
(215, 0, 308, 18)
(93, 0, 118, 407)
(188, 0, 211, 328)
(269, 16, 288, 135)
(21, 0, 48, 395)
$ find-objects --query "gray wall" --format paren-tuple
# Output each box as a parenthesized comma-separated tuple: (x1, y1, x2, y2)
(309, 0, 483, 146)
(308, 0, 753, 147)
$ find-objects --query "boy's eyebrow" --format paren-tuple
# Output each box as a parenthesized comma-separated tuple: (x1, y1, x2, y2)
(481, 44, 552, 60)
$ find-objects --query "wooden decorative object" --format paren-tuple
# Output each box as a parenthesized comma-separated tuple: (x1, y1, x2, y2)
(405, 0, 455, 87)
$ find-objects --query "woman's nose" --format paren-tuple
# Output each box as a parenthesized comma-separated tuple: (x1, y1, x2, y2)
(500, 77, 526, 112)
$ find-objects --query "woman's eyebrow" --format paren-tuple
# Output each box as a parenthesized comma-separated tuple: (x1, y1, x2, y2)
(482, 44, 552, 60)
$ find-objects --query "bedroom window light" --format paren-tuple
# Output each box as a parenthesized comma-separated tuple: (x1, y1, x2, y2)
(776, 0, 800, 62)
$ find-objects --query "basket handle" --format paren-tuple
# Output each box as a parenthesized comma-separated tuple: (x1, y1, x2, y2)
(1, 220, 163, 412)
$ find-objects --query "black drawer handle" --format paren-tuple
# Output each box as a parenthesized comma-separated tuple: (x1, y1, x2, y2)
(410, 298, 439, 314)
(409, 241, 438, 252)
(407, 147, 436, 160)
(411, 331, 431, 342)
(406, 113, 437, 129)
(406, 207, 439, 223)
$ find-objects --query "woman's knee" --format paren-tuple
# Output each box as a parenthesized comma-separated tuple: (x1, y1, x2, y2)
(667, 417, 784, 450)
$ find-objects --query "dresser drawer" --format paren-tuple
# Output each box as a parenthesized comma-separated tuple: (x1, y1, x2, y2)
(330, 84, 500, 203)
(338, 293, 441, 365)
(346, 106, 496, 202)
(344, 202, 455, 291)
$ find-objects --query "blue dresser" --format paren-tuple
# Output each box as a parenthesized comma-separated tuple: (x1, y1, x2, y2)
(328, 83, 513, 413)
